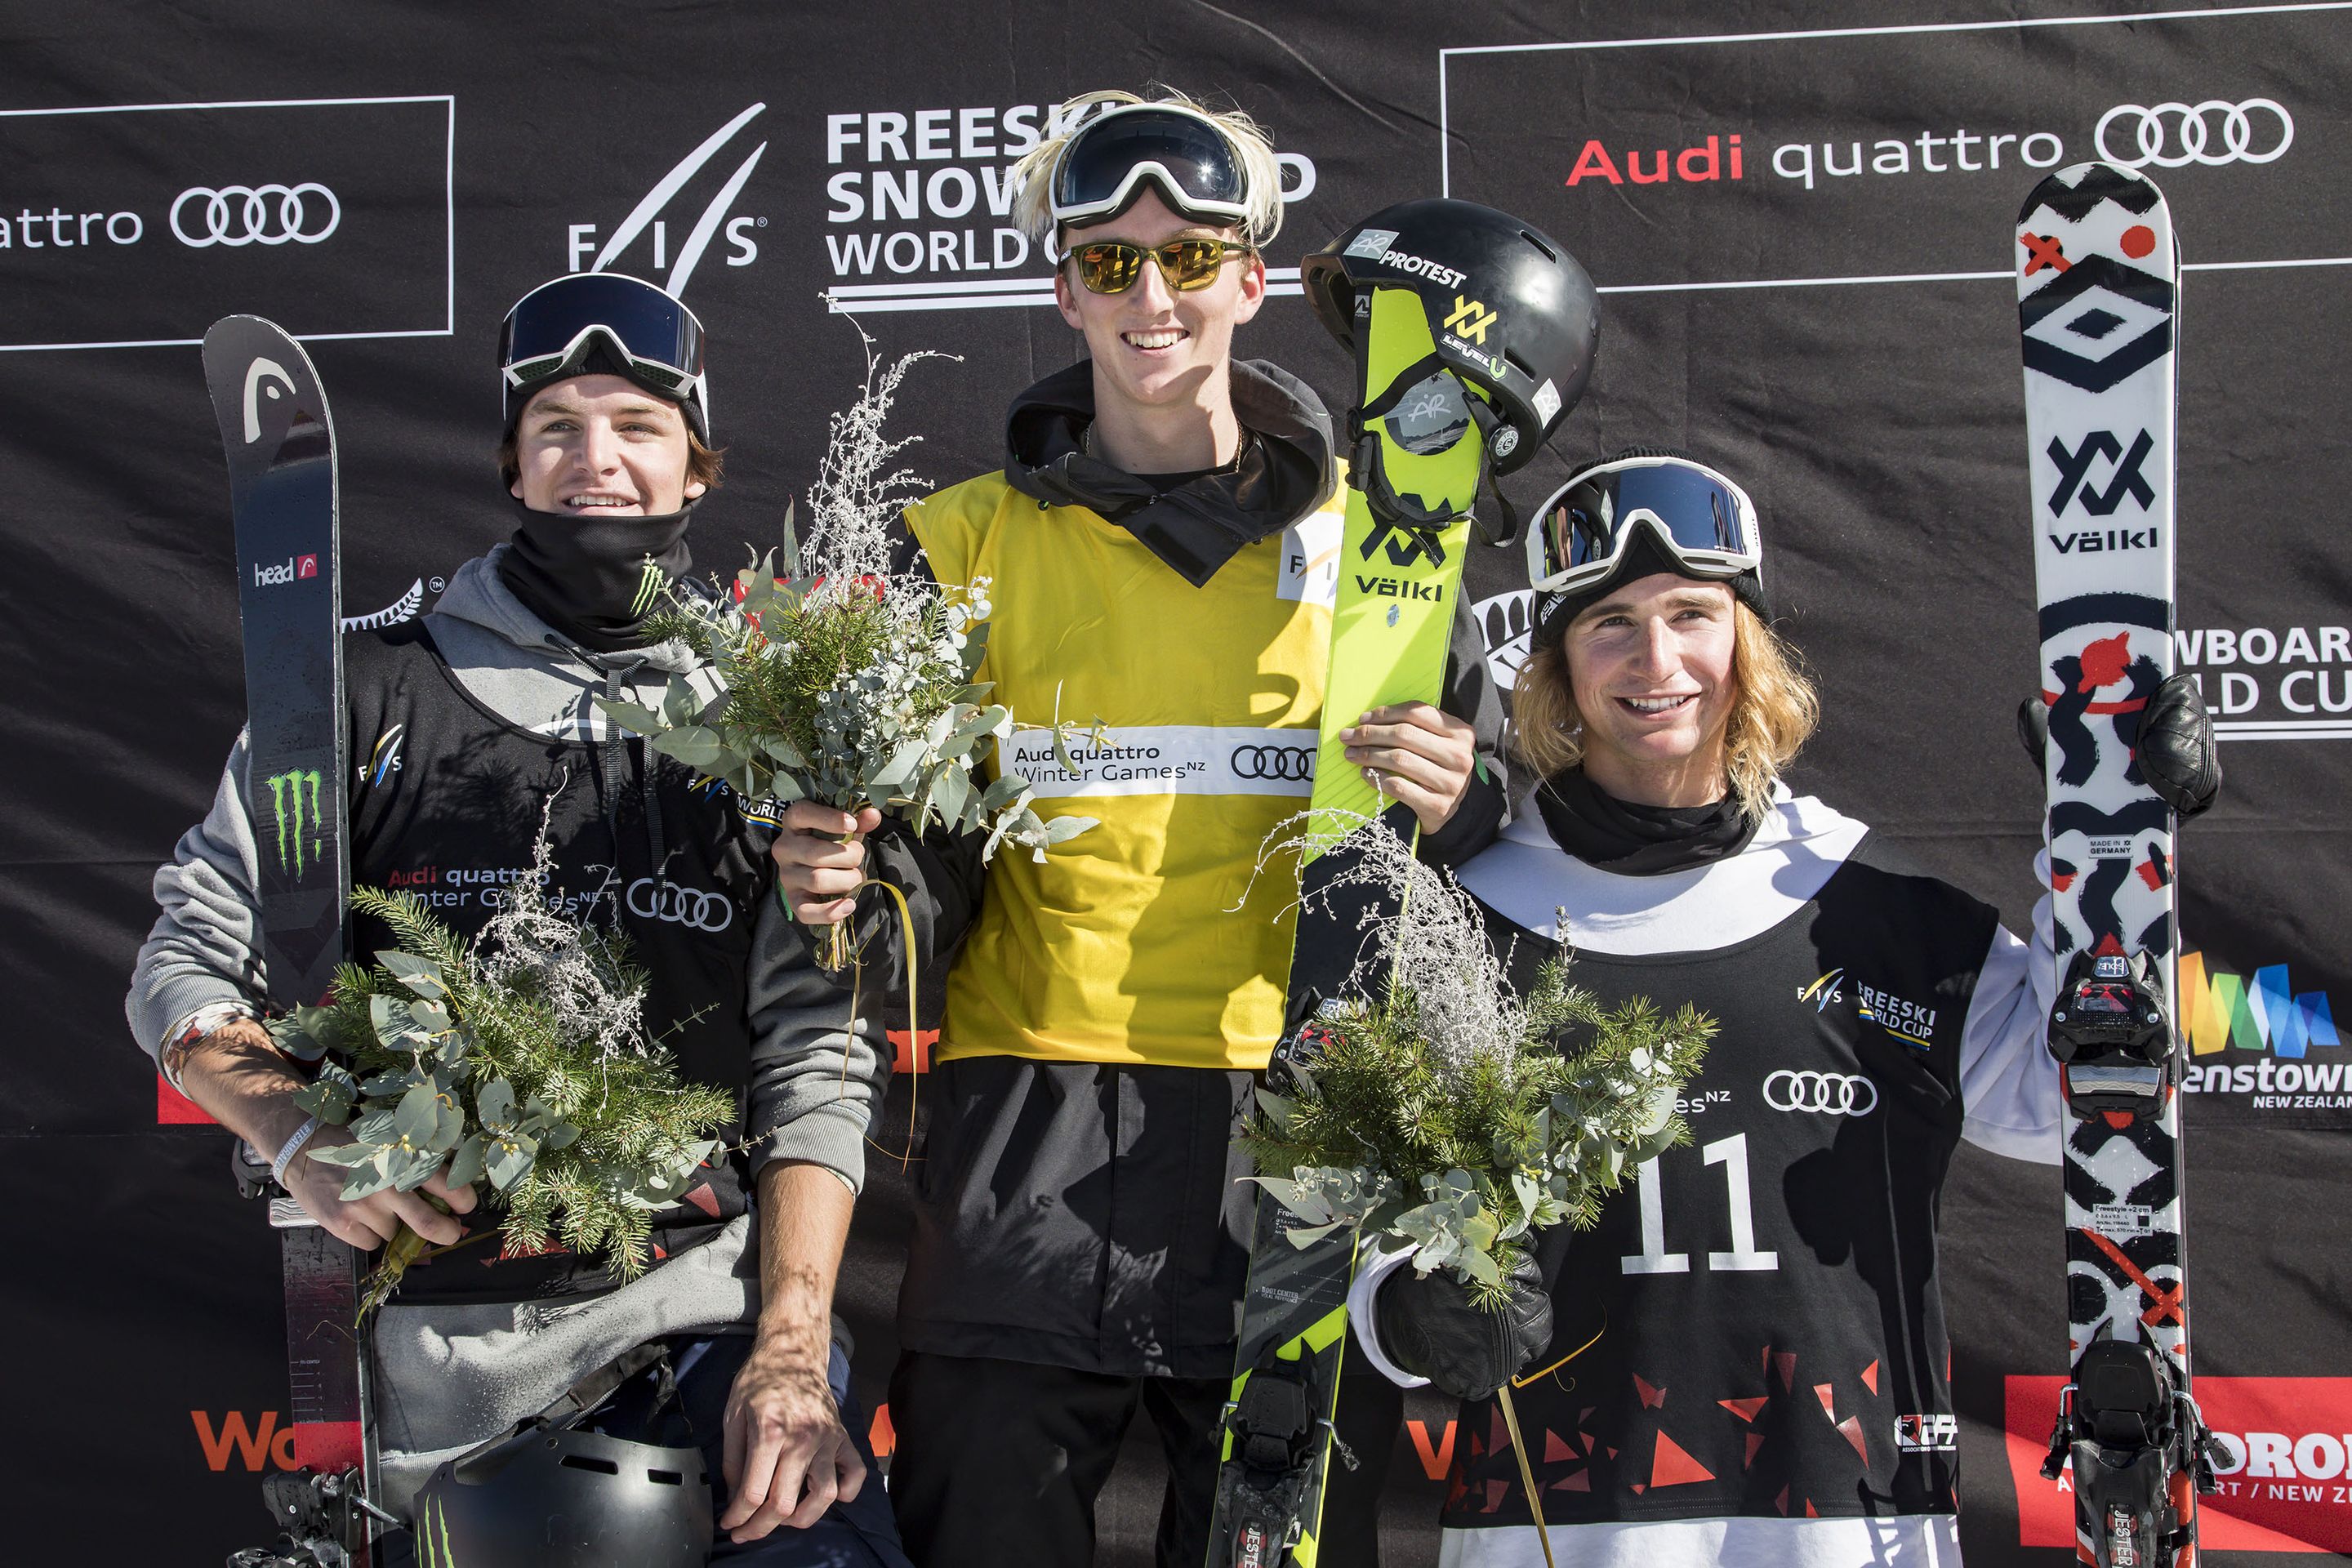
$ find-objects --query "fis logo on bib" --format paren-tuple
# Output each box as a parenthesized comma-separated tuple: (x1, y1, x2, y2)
(1797, 969, 1846, 1011)
(1894, 1412, 1958, 1452)
(359, 724, 406, 789)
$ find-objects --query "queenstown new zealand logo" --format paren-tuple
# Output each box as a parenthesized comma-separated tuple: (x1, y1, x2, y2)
(265, 768, 324, 876)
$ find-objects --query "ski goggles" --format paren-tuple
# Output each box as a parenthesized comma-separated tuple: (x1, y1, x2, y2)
(1526, 455, 1762, 595)
(1069, 237, 1254, 295)
(501, 272, 708, 433)
(1049, 103, 1256, 237)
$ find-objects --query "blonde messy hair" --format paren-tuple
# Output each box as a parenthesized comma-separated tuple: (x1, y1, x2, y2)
(1512, 600, 1820, 822)
(1009, 87, 1285, 256)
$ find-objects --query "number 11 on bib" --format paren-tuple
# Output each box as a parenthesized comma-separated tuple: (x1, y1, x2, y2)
(2014, 162, 2222, 1568)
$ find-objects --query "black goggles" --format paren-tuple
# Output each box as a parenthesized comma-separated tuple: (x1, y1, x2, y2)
(1049, 104, 1254, 236)
(1526, 456, 1762, 595)
(500, 272, 708, 432)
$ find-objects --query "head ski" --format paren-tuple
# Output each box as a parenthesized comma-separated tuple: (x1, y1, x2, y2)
(204, 317, 380, 1568)
(2015, 164, 2220, 1568)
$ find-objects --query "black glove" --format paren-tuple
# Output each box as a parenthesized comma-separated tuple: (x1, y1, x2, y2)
(2016, 671, 2221, 818)
(1374, 1252, 1552, 1401)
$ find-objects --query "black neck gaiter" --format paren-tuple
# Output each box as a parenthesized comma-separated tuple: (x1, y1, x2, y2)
(498, 500, 695, 652)
(1535, 768, 1762, 876)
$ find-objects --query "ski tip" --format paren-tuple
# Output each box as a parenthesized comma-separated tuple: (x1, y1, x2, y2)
(2016, 162, 2166, 229)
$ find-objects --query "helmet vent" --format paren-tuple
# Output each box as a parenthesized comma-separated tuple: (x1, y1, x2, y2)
(648, 1469, 686, 1486)
(559, 1454, 622, 1476)
(1518, 229, 1558, 262)
(1504, 350, 1536, 381)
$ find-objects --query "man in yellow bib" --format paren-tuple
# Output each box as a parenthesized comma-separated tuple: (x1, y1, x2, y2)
(775, 90, 1509, 1568)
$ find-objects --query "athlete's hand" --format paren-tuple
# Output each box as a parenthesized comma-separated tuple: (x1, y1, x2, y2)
(719, 1335, 865, 1540)
(768, 804, 880, 924)
(1341, 702, 1478, 832)
(283, 1122, 477, 1253)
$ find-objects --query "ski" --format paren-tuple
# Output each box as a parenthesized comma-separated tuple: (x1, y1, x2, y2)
(2014, 164, 2219, 1568)
(205, 317, 379, 1568)
(1208, 280, 1486, 1567)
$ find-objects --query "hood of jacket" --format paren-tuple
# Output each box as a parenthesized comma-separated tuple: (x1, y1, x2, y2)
(1002, 359, 1339, 586)
(436, 546, 704, 678)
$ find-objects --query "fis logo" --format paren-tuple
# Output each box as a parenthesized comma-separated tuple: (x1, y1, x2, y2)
(1442, 293, 1495, 345)
(265, 768, 325, 876)
(361, 724, 406, 789)
(1895, 1412, 1958, 1452)
(2046, 429, 2154, 518)
(1797, 969, 1846, 1012)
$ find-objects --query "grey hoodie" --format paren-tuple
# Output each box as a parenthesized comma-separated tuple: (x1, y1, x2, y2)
(127, 548, 897, 1508)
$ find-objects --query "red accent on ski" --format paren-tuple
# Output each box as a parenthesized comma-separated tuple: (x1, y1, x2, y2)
(2080, 697, 2147, 715)
(2022, 233, 2070, 274)
(2136, 860, 2165, 891)
(2094, 933, 2127, 957)
(2121, 225, 2156, 259)
(1650, 1431, 1716, 1486)
(2103, 1111, 2136, 1131)
(1634, 1373, 1667, 1409)
(2051, 872, 2078, 893)
(2078, 632, 2131, 692)
(1719, 1396, 1768, 1423)
(2080, 1226, 2186, 1329)
(292, 1417, 364, 1472)
(1861, 1360, 1880, 1395)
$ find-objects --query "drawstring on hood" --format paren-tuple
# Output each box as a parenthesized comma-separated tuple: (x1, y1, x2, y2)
(1002, 359, 1338, 586)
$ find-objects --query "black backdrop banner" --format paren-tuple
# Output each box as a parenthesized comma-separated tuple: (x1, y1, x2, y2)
(4, 2, 2348, 1561)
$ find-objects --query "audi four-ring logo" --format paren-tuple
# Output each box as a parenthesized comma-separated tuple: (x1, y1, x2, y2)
(1762, 1070, 1878, 1116)
(1231, 744, 1316, 782)
(170, 183, 342, 247)
(626, 876, 733, 933)
(2095, 100, 2292, 170)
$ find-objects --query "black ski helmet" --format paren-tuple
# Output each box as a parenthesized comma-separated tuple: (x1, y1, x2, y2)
(409, 1424, 713, 1567)
(1300, 199, 1598, 474)
(501, 272, 710, 442)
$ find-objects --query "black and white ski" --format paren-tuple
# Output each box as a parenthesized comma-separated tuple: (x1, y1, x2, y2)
(2015, 164, 2219, 1568)
(206, 317, 380, 1568)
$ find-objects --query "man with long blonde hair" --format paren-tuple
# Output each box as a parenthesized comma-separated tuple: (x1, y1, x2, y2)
(1348, 448, 2218, 1567)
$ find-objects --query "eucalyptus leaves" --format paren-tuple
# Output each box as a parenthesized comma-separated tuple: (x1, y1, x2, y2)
(593, 339, 1093, 968)
(1241, 817, 1713, 1303)
(272, 824, 732, 1315)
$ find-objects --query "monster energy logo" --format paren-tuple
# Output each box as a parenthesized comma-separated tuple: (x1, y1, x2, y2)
(265, 768, 325, 877)
(630, 556, 665, 617)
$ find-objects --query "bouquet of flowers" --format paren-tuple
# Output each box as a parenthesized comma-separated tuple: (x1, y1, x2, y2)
(273, 817, 733, 1315)
(596, 336, 1092, 969)
(1243, 817, 1714, 1303)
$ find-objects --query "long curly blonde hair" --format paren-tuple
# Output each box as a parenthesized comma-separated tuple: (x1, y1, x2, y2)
(1512, 600, 1820, 821)
(1009, 87, 1285, 256)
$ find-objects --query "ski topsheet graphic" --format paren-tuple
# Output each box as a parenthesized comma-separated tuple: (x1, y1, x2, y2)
(2016, 163, 2217, 1568)
(206, 317, 381, 1568)
(1208, 287, 1486, 1568)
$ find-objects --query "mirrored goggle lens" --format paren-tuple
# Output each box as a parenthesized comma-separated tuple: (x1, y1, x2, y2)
(503, 274, 702, 382)
(1543, 464, 1753, 575)
(1075, 239, 1241, 293)
(1054, 109, 1249, 218)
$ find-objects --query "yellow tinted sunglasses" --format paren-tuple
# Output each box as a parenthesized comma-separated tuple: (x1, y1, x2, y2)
(1071, 238, 1254, 295)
